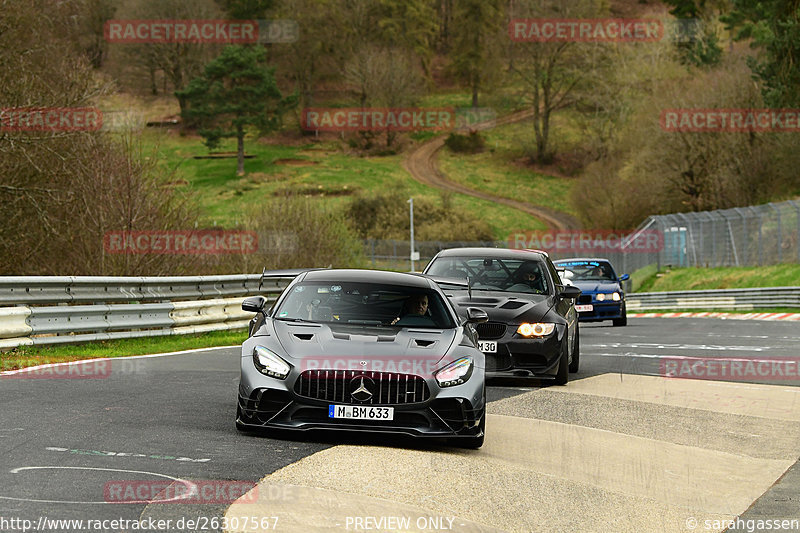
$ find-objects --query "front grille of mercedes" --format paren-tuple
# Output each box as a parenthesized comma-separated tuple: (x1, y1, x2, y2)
(294, 369, 430, 405)
(476, 321, 507, 339)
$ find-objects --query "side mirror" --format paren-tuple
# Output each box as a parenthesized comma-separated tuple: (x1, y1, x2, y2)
(618, 274, 630, 281)
(559, 286, 581, 299)
(465, 307, 489, 324)
(242, 295, 267, 313)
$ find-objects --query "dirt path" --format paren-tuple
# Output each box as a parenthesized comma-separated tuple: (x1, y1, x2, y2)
(403, 108, 580, 230)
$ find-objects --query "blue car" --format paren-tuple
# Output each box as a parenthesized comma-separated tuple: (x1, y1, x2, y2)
(553, 258, 629, 326)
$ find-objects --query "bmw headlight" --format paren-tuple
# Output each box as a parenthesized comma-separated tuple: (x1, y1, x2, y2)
(253, 346, 291, 379)
(516, 323, 555, 337)
(435, 357, 473, 387)
(611, 292, 622, 301)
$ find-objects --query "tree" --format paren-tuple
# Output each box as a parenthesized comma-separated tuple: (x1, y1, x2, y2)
(508, 0, 607, 163)
(448, 0, 505, 107)
(344, 46, 424, 148)
(177, 45, 297, 176)
(0, 0, 197, 275)
(375, 0, 438, 77)
(664, 0, 724, 66)
(75, 0, 117, 68)
(215, 0, 274, 18)
(723, 0, 800, 107)
(116, 0, 221, 114)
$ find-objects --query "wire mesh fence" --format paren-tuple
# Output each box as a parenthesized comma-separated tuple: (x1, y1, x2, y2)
(364, 199, 800, 276)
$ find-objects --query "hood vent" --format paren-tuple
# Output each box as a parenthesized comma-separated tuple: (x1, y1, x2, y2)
(293, 333, 315, 341)
(413, 339, 435, 347)
(331, 332, 350, 340)
(500, 301, 526, 309)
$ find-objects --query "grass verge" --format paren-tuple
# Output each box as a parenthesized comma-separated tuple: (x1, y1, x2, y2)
(635, 264, 800, 292)
(629, 308, 800, 315)
(1, 329, 247, 371)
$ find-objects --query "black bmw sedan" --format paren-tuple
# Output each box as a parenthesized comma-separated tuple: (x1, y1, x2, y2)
(423, 248, 581, 385)
(236, 269, 489, 447)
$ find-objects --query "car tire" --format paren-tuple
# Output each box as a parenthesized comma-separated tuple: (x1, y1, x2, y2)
(555, 342, 569, 385)
(613, 313, 627, 327)
(569, 326, 580, 373)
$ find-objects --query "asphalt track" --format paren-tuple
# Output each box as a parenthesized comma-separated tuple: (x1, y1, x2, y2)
(1, 318, 799, 533)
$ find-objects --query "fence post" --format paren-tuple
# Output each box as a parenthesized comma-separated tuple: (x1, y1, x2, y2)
(789, 200, 800, 263)
(769, 202, 783, 263)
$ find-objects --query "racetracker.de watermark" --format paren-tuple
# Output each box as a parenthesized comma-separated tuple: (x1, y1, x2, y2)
(300, 107, 495, 132)
(661, 108, 800, 132)
(104, 19, 298, 44)
(509, 18, 663, 42)
(0, 107, 102, 132)
(300, 355, 448, 375)
(104, 480, 264, 504)
(1, 360, 112, 380)
(662, 357, 800, 381)
(507, 229, 663, 254)
(104, 230, 258, 255)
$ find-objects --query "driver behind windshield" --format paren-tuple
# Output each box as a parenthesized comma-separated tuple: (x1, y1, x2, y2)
(507, 261, 545, 293)
(391, 294, 429, 325)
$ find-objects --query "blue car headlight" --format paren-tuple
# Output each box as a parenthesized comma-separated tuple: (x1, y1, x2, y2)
(253, 346, 291, 379)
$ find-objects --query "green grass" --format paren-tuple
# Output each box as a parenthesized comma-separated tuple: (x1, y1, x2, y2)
(142, 129, 548, 239)
(438, 120, 577, 227)
(630, 308, 800, 314)
(1, 329, 247, 371)
(635, 264, 800, 292)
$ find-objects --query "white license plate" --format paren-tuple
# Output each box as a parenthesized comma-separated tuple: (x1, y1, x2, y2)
(478, 341, 497, 353)
(328, 405, 394, 420)
(575, 305, 593, 312)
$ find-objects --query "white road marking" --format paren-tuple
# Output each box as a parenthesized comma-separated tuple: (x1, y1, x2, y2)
(586, 342, 767, 352)
(0, 345, 238, 377)
(0, 466, 195, 504)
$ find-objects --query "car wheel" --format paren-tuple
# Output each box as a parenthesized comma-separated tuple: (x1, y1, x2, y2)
(555, 342, 569, 385)
(613, 313, 627, 327)
(569, 326, 580, 373)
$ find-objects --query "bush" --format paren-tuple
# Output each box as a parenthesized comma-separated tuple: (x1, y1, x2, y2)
(347, 190, 494, 241)
(444, 132, 485, 154)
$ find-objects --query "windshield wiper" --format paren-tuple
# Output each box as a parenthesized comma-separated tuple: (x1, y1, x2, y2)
(274, 316, 315, 323)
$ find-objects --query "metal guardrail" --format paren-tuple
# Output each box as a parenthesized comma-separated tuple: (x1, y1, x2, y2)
(1, 274, 796, 349)
(626, 287, 800, 311)
(0, 274, 298, 349)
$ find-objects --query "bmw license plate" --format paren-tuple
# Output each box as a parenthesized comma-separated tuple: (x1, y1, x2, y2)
(329, 405, 394, 420)
(478, 341, 497, 353)
(575, 304, 593, 312)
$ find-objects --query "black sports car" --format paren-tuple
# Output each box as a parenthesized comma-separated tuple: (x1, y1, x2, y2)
(423, 248, 581, 385)
(236, 269, 489, 447)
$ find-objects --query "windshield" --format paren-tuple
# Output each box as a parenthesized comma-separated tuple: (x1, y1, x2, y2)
(426, 256, 549, 294)
(556, 260, 616, 281)
(274, 281, 455, 328)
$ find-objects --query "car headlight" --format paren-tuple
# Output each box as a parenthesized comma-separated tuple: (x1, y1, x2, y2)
(611, 292, 621, 301)
(516, 323, 555, 337)
(253, 346, 291, 379)
(435, 357, 473, 387)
